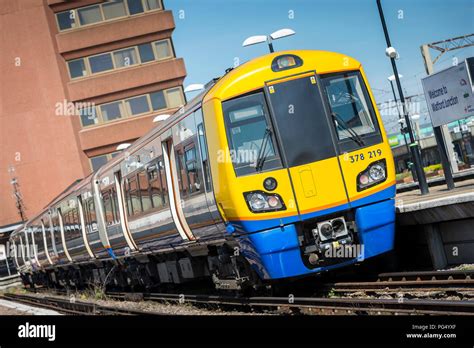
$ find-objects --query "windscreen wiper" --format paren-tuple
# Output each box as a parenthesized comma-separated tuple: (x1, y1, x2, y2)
(331, 112, 365, 147)
(254, 128, 272, 172)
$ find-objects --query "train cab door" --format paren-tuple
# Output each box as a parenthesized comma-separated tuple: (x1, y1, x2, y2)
(264, 72, 350, 219)
(161, 137, 196, 242)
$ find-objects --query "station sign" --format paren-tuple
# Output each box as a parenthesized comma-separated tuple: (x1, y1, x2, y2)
(422, 59, 474, 127)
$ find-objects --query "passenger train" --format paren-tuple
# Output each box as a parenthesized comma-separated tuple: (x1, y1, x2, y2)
(10, 50, 397, 292)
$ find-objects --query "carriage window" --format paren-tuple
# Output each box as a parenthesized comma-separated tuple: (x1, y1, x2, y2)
(321, 71, 381, 150)
(222, 92, 281, 176)
(176, 152, 188, 197)
(111, 187, 119, 222)
(148, 162, 166, 209)
(85, 198, 97, 233)
(197, 123, 212, 192)
(138, 171, 153, 212)
(127, 176, 142, 215)
(102, 191, 114, 225)
(185, 146, 201, 193)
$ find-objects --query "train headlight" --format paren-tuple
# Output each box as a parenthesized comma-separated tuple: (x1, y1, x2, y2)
(271, 54, 303, 72)
(369, 164, 385, 181)
(248, 193, 267, 211)
(244, 191, 286, 213)
(357, 159, 387, 191)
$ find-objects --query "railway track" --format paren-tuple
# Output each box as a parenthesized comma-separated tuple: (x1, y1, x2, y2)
(329, 269, 474, 295)
(104, 291, 474, 315)
(1, 293, 153, 315)
(16, 269, 474, 315)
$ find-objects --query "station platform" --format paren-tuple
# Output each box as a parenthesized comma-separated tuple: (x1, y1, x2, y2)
(395, 179, 474, 270)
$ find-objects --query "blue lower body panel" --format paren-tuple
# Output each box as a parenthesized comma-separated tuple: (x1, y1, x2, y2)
(236, 198, 396, 280)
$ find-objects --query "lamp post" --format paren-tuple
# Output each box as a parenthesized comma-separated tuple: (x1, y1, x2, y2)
(388, 74, 412, 165)
(243, 28, 296, 53)
(377, 0, 429, 195)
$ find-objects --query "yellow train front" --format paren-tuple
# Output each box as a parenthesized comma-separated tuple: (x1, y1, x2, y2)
(202, 50, 396, 280)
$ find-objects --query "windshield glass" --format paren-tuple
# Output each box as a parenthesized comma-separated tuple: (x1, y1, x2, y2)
(322, 72, 379, 145)
(222, 92, 281, 176)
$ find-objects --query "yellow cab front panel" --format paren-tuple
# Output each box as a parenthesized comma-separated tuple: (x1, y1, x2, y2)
(202, 50, 396, 280)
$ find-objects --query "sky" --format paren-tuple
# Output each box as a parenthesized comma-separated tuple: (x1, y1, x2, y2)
(165, 0, 474, 132)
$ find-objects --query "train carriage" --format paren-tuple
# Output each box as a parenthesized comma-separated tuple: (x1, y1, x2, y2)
(11, 50, 396, 291)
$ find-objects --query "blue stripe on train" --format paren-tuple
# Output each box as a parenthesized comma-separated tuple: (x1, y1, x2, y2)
(230, 185, 396, 234)
(232, 185, 396, 279)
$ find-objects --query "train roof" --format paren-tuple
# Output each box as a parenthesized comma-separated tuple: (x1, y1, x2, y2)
(204, 49, 361, 103)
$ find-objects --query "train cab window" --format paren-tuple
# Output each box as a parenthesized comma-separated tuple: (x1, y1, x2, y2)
(321, 71, 381, 151)
(222, 92, 282, 176)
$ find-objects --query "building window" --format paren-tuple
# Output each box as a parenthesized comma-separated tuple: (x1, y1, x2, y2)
(89, 53, 114, 74)
(80, 107, 98, 127)
(79, 87, 184, 128)
(90, 152, 120, 172)
(57, 10, 76, 30)
(125, 95, 150, 116)
(138, 43, 155, 63)
(90, 155, 108, 172)
(77, 5, 103, 26)
(56, 0, 162, 32)
(127, 0, 145, 15)
(154, 40, 171, 60)
(67, 39, 173, 80)
(113, 47, 138, 68)
(145, 0, 161, 10)
(100, 101, 124, 122)
(68, 59, 87, 79)
(102, 0, 127, 20)
(150, 91, 167, 110)
(165, 88, 185, 108)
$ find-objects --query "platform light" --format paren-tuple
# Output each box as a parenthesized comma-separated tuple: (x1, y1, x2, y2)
(242, 35, 268, 47)
(116, 143, 131, 151)
(387, 74, 403, 81)
(242, 28, 295, 53)
(184, 84, 205, 93)
(153, 114, 171, 123)
(270, 28, 295, 40)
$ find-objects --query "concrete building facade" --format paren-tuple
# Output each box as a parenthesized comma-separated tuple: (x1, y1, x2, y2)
(0, 0, 186, 230)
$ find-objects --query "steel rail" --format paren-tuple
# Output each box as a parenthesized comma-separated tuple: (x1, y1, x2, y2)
(2, 293, 153, 315)
(106, 291, 474, 315)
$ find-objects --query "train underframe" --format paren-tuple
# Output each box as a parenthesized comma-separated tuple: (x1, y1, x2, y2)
(20, 197, 396, 293)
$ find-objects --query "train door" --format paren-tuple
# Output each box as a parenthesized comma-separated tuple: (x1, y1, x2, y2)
(171, 110, 222, 239)
(56, 208, 73, 263)
(161, 137, 196, 242)
(76, 196, 96, 259)
(113, 170, 138, 251)
(264, 72, 350, 219)
(40, 221, 53, 265)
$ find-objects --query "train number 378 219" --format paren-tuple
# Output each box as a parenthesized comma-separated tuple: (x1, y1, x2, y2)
(348, 149, 382, 163)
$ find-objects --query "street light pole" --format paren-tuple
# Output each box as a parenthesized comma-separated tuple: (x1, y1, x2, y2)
(388, 78, 411, 164)
(376, 0, 429, 195)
